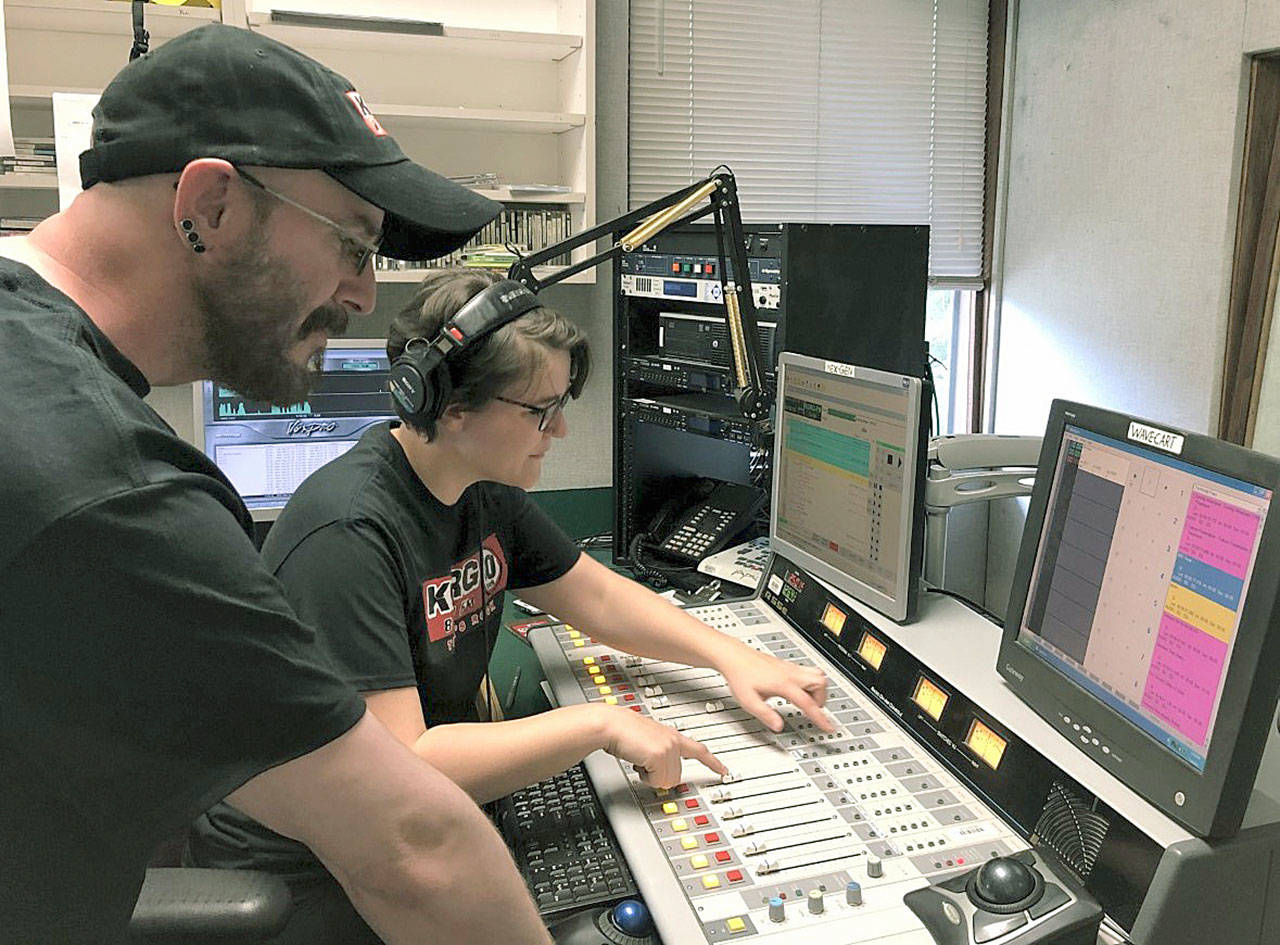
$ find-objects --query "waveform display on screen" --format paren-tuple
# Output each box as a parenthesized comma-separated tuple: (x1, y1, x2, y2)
(213, 372, 393, 421)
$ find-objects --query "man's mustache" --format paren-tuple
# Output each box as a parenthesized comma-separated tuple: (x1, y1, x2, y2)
(298, 303, 348, 339)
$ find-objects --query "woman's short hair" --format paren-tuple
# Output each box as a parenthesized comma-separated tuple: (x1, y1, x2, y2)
(387, 269, 590, 440)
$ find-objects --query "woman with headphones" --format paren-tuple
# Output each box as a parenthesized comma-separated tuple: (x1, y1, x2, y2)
(188, 268, 832, 944)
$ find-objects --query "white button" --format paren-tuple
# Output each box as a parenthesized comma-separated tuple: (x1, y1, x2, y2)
(1102, 746, 1111, 754)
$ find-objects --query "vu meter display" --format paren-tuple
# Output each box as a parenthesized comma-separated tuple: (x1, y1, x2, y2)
(857, 632, 887, 671)
(966, 719, 1008, 770)
(912, 677, 949, 721)
(821, 603, 847, 637)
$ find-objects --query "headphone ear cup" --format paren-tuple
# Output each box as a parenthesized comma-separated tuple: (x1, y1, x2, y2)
(389, 345, 446, 428)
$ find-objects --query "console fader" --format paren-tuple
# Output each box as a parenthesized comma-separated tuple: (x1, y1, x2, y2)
(531, 566, 1098, 944)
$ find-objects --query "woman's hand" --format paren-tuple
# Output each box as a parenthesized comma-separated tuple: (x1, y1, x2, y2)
(597, 704, 729, 788)
(712, 640, 833, 734)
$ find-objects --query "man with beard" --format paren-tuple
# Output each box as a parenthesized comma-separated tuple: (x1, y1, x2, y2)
(0, 25, 553, 945)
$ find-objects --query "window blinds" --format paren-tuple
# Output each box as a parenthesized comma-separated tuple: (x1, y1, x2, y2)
(629, 0, 989, 284)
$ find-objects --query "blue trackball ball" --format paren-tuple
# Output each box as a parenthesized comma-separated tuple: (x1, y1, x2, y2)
(610, 899, 654, 937)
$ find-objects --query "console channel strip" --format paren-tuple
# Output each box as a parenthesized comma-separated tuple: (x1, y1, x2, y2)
(531, 609, 1032, 944)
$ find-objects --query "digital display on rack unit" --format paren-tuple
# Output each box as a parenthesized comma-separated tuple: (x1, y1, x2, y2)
(662, 280, 697, 298)
(820, 603, 847, 637)
(912, 677, 949, 721)
(857, 632, 888, 670)
(966, 719, 1008, 770)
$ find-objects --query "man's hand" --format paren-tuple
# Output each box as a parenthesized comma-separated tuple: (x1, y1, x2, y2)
(598, 704, 729, 787)
(713, 640, 834, 734)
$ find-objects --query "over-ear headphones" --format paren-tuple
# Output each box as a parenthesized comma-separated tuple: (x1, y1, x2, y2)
(388, 279, 542, 429)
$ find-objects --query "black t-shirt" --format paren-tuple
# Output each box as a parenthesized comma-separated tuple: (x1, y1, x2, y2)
(0, 259, 366, 942)
(189, 422, 581, 880)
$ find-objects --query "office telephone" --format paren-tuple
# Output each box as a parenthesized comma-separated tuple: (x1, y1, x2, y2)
(645, 478, 766, 566)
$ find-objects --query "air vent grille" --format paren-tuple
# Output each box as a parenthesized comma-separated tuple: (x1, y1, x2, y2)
(1032, 781, 1110, 878)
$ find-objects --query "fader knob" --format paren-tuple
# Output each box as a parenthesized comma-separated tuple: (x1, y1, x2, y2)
(768, 897, 785, 923)
(845, 881, 863, 906)
(866, 855, 883, 878)
(807, 890, 824, 914)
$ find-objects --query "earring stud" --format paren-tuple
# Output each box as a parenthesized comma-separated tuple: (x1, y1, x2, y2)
(179, 219, 205, 253)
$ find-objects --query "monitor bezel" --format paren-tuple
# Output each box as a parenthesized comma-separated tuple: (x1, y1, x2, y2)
(190, 338, 391, 522)
(998, 398, 1280, 838)
(769, 352, 928, 623)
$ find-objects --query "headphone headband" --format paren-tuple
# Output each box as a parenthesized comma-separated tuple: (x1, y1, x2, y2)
(388, 279, 543, 427)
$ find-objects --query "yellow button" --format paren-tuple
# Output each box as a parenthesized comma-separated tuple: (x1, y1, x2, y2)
(691, 854, 709, 869)
(604, 696, 618, 705)
(582, 656, 595, 665)
(727, 917, 746, 933)
(655, 788, 669, 797)
(672, 819, 688, 832)
(573, 640, 585, 647)
(598, 686, 612, 695)
(568, 629, 581, 638)
(702, 874, 721, 889)
(680, 837, 698, 850)
(592, 674, 606, 685)
(564, 625, 574, 631)
(662, 802, 678, 815)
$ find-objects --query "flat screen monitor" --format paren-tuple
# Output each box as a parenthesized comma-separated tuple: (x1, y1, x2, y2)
(769, 353, 927, 622)
(1000, 399, 1280, 837)
(192, 339, 396, 520)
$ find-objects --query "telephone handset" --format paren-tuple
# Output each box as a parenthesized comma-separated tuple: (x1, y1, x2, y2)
(648, 479, 767, 566)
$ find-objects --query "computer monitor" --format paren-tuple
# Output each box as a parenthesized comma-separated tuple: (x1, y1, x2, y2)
(1000, 400, 1280, 837)
(769, 353, 928, 622)
(192, 339, 396, 520)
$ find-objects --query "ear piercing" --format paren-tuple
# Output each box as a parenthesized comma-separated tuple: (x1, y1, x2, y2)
(179, 218, 205, 254)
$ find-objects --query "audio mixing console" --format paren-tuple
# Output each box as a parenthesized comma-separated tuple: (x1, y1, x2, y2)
(531, 558, 1102, 945)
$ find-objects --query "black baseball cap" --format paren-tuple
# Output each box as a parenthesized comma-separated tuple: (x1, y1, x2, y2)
(78, 24, 501, 261)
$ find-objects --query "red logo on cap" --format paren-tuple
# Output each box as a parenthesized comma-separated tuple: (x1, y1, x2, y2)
(345, 91, 387, 137)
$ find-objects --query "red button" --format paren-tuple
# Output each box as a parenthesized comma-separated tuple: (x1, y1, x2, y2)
(675, 784, 690, 794)
(704, 263, 714, 274)
(727, 869, 743, 882)
(685, 799, 700, 810)
(704, 832, 720, 844)
(629, 705, 643, 712)
(601, 656, 611, 661)
(617, 685, 632, 692)
(715, 850, 731, 863)
(624, 694, 636, 702)
(671, 263, 680, 273)
(693, 815, 709, 826)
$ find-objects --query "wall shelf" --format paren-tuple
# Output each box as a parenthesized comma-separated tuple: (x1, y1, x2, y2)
(376, 265, 590, 285)
(374, 103, 585, 134)
(0, 174, 59, 191)
(1, 0, 595, 283)
(247, 14, 582, 62)
(6, 0, 218, 38)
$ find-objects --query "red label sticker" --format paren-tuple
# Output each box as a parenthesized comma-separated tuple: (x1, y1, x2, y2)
(345, 90, 387, 136)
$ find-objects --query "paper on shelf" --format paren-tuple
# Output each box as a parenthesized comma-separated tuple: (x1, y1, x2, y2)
(53, 93, 100, 211)
(0, 2, 14, 157)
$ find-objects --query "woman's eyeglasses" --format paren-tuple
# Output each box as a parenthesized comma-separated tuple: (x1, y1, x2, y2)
(494, 390, 572, 432)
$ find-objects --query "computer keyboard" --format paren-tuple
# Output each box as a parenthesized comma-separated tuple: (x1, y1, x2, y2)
(494, 763, 638, 918)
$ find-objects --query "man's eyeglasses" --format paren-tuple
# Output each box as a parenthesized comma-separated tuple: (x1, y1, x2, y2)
(494, 390, 572, 432)
(235, 167, 382, 275)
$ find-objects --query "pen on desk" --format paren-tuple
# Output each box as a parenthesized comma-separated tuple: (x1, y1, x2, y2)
(504, 667, 522, 714)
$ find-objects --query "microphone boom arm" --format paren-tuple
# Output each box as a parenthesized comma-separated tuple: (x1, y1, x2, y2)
(506, 168, 769, 420)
